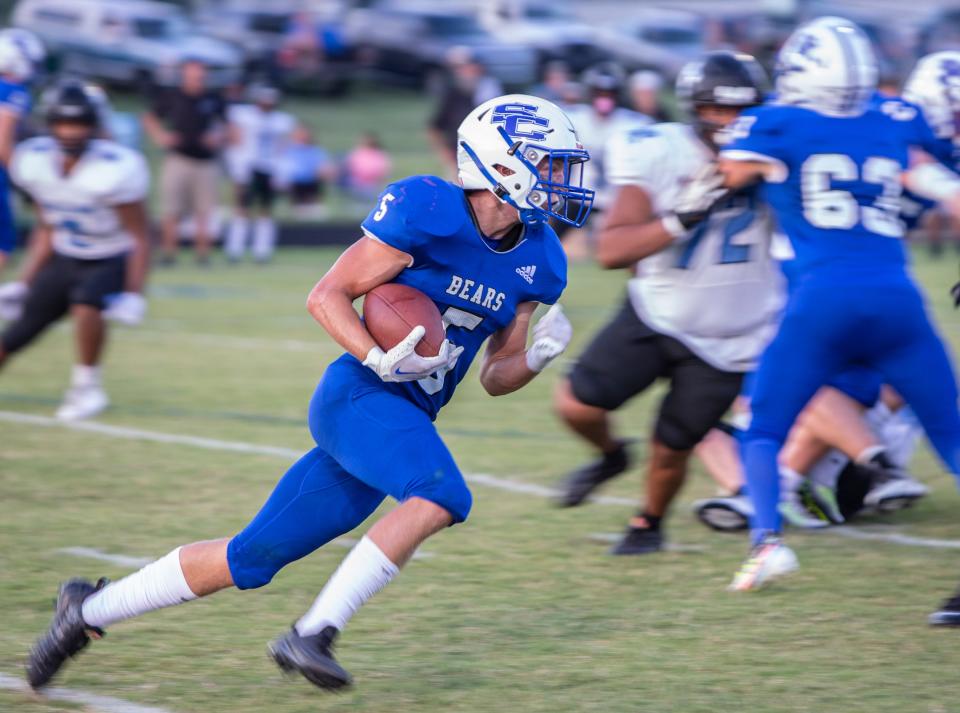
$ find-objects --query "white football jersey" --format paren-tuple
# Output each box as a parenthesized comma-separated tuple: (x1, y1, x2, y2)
(11, 137, 149, 260)
(225, 104, 295, 182)
(606, 122, 785, 372)
(565, 104, 650, 210)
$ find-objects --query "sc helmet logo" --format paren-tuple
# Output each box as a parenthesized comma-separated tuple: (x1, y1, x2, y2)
(490, 103, 551, 142)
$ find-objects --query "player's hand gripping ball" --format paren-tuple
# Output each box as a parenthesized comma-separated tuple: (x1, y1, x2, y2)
(362, 283, 463, 382)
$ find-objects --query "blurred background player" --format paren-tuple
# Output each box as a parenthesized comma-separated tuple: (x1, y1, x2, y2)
(24, 94, 591, 691)
(718, 18, 960, 608)
(554, 52, 783, 555)
(0, 80, 150, 421)
(0, 28, 43, 276)
(693, 385, 926, 531)
(224, 85, 295, 263)
(562, 62, 650, 258)
(628, 70, 672, 123)
(143, 59, 225, 266)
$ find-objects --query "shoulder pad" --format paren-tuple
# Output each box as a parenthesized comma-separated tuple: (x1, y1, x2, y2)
(389, 175, 468, 238)
(87, 141, 150, 203)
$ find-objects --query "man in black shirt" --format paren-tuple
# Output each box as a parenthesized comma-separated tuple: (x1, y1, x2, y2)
(143, 60, 225, 265)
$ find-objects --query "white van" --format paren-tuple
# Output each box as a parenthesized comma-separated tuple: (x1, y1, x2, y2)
(12, 0, 242, 87)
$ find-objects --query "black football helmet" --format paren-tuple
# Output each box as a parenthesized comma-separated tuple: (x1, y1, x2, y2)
(675, 51, 768, 145)
(44, 79, 101, 155)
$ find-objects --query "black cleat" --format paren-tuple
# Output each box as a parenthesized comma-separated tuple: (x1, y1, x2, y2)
(269, 626, 352, 691)
(860, 454, 929, 513)
(26, 577, 106, 689)
(609, 524, 663, 555)
(930, 589, 960, 627)
(557, 441, 631, 508)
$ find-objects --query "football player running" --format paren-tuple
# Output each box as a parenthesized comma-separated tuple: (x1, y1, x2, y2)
(554, 52, 785, 554)
(0, 81, 150, 421)
(0, 28, 43, 276)
(25, 95, 592, 690)
(718, 18, 960, 613)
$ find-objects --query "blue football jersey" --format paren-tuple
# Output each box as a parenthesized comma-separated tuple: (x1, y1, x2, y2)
(0, 78, 30, 119)
(723, 97, 941, 282)
(334, 175, 567, 420)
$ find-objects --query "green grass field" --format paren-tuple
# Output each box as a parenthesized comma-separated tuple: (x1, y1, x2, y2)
(4, 248, 960, 713)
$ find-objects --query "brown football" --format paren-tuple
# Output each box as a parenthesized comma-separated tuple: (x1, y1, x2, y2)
(363, 283, 445, 357)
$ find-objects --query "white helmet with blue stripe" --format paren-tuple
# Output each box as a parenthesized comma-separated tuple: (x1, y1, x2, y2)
(903, 51, 960, 142)
(775, 16, 878, 117)
(457, 93, 594, 227)
(0, 28, 44, 82)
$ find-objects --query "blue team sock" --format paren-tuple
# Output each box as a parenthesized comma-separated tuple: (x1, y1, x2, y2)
(741, 436, 783, 544)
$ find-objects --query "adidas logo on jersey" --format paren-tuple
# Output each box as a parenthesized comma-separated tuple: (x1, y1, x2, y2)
(516, 265, 537, 284)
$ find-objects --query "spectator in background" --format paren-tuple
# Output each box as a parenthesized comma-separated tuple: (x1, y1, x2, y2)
(223, 85, 295, 263)
(532, 60, 571, 105)
(143, 59, 226, 266)
(342, 132, 391, 208)
(284, 125, 334, 221)
(629, 70, 672, 123)
(428, 47, 502, 177)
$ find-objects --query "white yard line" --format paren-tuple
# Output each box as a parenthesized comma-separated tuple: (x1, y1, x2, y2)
(829, 526, 960, 550)
(0, 672, 174, 713)
(58, 547, 152, 568)
(58, 539, 432, 567)
(5, 410, 960, 551)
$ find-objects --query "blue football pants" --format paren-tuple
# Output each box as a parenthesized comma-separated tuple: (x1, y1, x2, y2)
(743, 278, 960, 536)
(227, 360, 473, 589)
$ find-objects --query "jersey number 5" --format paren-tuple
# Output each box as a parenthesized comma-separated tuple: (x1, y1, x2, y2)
(372, 193, 396, 222)
(800, 154, 902, 237)
(418, 307, 483, 395)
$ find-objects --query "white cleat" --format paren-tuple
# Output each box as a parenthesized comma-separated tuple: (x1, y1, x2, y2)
(55, 386, 109, 421)
(728, 537, 799, 592)
(693, 494, 753, 532)
(779, 490, 829, 529)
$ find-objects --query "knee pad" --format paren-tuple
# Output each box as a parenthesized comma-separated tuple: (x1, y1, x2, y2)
(226, 535, 285, 590)
(654, 415, 702, 452)
(405, 470, 473, 524)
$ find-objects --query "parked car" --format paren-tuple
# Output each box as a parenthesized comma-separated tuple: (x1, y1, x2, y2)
(342, 4, 537, 90)
(474, 0, 611, 74)
(596, 8, 706, 79)
(12, 0, 242, 89)
(194, 1, 354, 95)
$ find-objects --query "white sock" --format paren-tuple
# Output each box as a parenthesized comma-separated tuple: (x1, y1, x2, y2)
(81, 547, 198, 629)
(252, 217, 276, 262)
(779, 467, 804, 497)
(295, 536, 400, 636)
(225, 216, 249, 260)
(72, 365, 101, 389)
(855, 445, 886, 465)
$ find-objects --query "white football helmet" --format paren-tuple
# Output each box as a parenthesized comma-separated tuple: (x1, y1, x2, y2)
(775, 16, 878, 117)
(457, 93, 594, 227)
(903, 52, 960, 142)
(0, 28, 44, 82)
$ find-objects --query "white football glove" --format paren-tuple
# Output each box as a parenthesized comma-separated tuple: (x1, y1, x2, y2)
(525, 303, 573, 373)
(662, 162, 729, 239)
(103, 292, 147, 326)
(0, 280, 27, 321)
(363, 325, 464, 383)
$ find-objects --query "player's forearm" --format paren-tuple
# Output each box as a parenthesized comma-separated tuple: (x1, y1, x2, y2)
(306, 282, 378, 361)
(479, 352, 537, 396)
(124, 236, 150, 294)
(595, 220, 674, 269)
